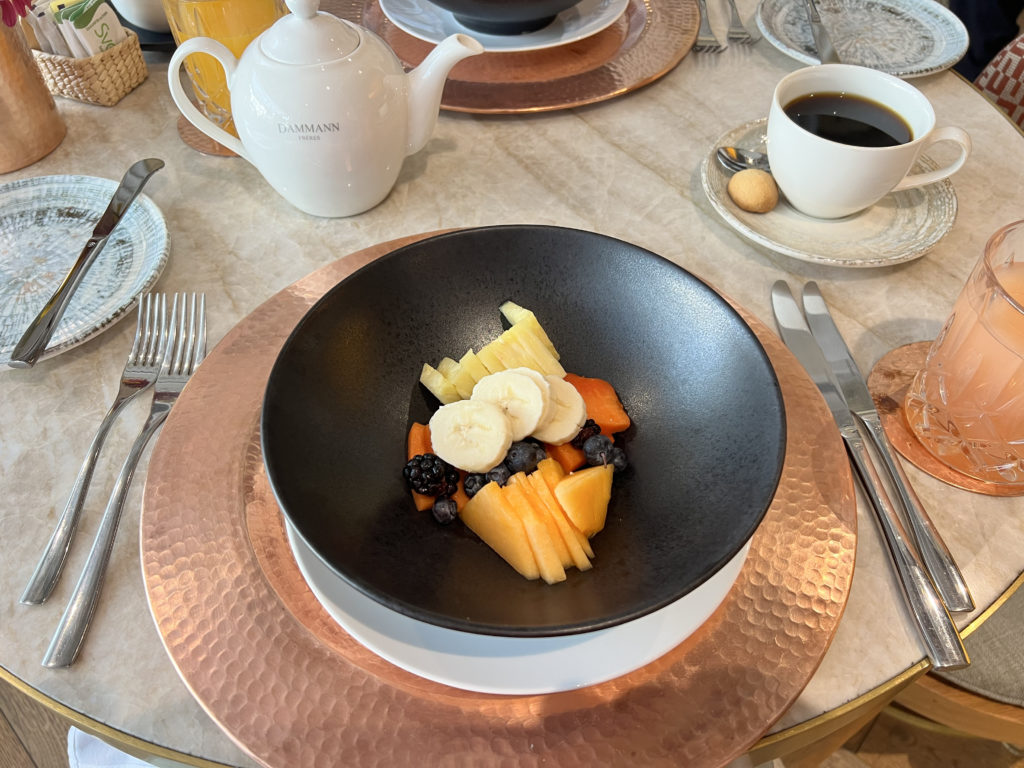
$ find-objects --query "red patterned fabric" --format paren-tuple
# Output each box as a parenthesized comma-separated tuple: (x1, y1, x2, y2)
(975, 32, 1024, 129)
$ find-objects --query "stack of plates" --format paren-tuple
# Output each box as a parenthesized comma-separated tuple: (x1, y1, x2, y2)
(260, 226, 787, 694)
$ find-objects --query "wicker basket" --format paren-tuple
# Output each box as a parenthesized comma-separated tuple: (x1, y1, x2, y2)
(32, 29, 148, 107)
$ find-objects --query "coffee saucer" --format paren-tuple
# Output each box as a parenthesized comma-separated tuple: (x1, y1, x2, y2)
(378, 0, 629, 53)
(700, 119, 958, 268)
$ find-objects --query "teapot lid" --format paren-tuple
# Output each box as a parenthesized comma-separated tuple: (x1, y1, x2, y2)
(261, 0, 360, 65)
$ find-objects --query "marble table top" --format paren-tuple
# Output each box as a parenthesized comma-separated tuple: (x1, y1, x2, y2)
(2, 1, 1023, 765)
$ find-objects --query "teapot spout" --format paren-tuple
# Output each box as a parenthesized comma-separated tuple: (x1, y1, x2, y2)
(406, 34, 483, 154)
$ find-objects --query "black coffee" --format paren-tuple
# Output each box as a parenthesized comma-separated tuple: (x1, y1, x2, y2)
(783, 92, 913, 147)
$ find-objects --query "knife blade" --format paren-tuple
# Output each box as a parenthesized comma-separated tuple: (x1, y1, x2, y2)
(801, 0, 841, 64)
(801, 282, 974, 613)
(8, 158, 165, 369)
(771, 281, 968, 670)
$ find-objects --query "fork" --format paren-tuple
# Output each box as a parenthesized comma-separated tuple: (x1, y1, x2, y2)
(724, 0, 755, 44)
(20, 294, 166, 606)
(694, 0, 726, 52)
(42, 293, 207, 668)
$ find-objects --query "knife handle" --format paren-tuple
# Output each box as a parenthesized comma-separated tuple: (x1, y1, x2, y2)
(858, 413, 974, 613)
(844, 430, 969, 670)
(8, 236, 109, 369)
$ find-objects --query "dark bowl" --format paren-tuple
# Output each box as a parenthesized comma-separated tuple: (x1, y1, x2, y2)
(261, 225, 786, 637)
(425, 0, 583, 34)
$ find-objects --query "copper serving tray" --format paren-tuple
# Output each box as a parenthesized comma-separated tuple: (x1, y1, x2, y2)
(323, 0, 699, 113)
(141, 233, 857, 768)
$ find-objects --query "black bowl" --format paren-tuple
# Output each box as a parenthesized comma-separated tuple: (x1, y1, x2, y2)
(261, 226, 786, 637)
(426, 0, 582, 34)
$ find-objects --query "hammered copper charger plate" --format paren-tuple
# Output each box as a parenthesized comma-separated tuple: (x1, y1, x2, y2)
(141, 233, 857, 768)
(325, 0, 699, 113)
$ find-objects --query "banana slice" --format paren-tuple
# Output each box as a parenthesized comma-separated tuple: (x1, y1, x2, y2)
(471, 369, 550, 442)
(428, 400, 513, 473)
(531, 375, 587, 445)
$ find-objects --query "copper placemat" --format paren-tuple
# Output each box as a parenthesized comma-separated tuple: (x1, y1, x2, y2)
(141, 232, 857, 768)
(323, 0, 698, 113)
(868, 342, 1024, 497)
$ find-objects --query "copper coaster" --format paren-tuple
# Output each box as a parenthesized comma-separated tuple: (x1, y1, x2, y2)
(176, 116, 238, 158)
(141, 233, 857, 768)
(324, 0, 698, 113)
(868, 342, 1024, 497)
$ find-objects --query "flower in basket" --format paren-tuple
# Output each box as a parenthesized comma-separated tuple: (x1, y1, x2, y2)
(2, 0, 31, 28)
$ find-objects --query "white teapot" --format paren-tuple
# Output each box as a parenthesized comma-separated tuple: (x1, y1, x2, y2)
(168, 0, 482, 217)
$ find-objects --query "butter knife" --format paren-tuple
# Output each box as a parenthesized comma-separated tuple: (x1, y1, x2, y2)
(771, 281, 968, 670)
(802, 0, 841, 64)
(801, 282, 974, 613)
(8, 158, 165, 369)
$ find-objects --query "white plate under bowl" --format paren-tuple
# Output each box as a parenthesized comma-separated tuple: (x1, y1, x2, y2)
(0, 175, 169, 366)
(379, 0, 629, 53)
(755, 0, 968, 78)
(287, 520, 748, 695)
(700, 119, 957, 268)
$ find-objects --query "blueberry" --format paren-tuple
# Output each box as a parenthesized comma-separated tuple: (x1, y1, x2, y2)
(609, 446, 629, 472)
(463, 473, 487, 497)
(570, 419, 602, 449)
(582, 434, 615, 466)
(505, 441, 545, 474)
(432, 497, 458, 524)
(486, 463, 512, 486)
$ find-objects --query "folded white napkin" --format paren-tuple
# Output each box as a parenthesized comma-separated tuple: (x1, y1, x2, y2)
(67, 727, 159, 768)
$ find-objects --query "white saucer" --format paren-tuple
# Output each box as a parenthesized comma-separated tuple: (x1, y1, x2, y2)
(287, 520, 748, 695)
(755, 0, 968, 79)
(0, 175, 169, 366)
(700, 119, 957, 268)
(379, 0, 629, 53)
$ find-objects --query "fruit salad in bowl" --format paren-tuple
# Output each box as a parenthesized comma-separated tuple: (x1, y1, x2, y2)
(261, 225, 786, 637)
(402, 301, 633, 585)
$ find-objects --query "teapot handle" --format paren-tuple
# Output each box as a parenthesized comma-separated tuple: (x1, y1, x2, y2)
(168, 38, 249, 160)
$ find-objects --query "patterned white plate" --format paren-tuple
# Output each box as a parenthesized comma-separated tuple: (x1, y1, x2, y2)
(379, 0, 629, 53)
(0, 175, 169, 366)
(755, 0, 968, 78)
(700, 119, 957, 268)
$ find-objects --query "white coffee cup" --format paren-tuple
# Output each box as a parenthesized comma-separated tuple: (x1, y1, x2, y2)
(766, 64, 971, 219)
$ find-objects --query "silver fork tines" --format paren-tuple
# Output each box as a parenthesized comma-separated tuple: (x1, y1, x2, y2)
(694, 0, 726, 52)
(20, 294, 167, 606)
(725, 0, 755, 44)
(43, 293, 207, 668)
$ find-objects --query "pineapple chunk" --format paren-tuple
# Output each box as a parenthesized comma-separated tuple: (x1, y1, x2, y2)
(508, 472, 573, 568)
(475, 342, 505, 375)
(504, 324, 566, 378)
(459, 482, 539, 580)
(487, 336, 528, 371)
(503, 482, 566, 584)
(499, 301, 560, 360)
(437, 356, 476, 399)
(554, 465, 614, 538)
(526, 472, 592, 571)
(458, 349, 491, 383)
(419, 363, 460, 404)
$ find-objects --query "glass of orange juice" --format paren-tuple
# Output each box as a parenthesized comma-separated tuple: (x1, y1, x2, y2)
(904, 220, 1024, 487)
(163, 0, 287, 138)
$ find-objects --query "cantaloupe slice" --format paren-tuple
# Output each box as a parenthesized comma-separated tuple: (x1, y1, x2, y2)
(503, 481, 566, 584)
(535, 458, 594, 558)
(554, 465, 614, 538)
(526, 472, 592, 571)
(459, 482, 539, 580)
(508, 472, 574, 569)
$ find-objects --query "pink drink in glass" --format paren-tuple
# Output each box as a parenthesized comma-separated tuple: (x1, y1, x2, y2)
(904, 220, 1024, 486)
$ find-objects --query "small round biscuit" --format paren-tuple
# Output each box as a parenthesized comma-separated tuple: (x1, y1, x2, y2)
(727, 169, 779, 213)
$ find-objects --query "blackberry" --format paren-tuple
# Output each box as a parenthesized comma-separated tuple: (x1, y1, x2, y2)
(486, 463, 512, 486)
(463, 473, 488, 497)
(570, 419, 602, 449)
(505, 441, 546, 474)
(432, 497, 459, 525)
(582, 434, 615, 466)
(403, 453, 459, 497)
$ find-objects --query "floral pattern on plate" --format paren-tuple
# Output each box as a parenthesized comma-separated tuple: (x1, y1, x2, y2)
(700, 119, 957, 268)
(0, 175, 168, 366)
(755, 0, 968, 78)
